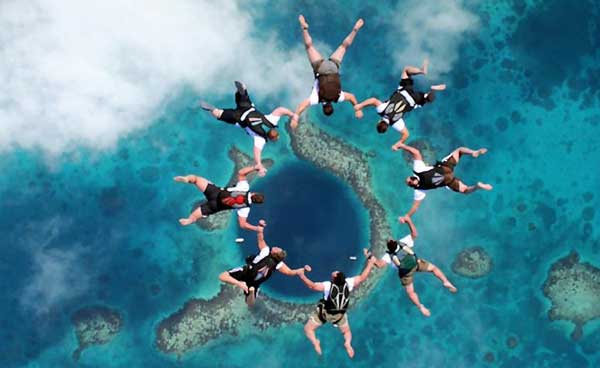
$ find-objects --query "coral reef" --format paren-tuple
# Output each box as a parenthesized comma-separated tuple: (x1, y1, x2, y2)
(543, 251, 600, 340)
(155, 121, 392, 356)
(71, 305, 122, 361)
(452, 246, 493, 278)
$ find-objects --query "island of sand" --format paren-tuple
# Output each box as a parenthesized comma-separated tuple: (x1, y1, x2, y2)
(154, 120, 392, 357)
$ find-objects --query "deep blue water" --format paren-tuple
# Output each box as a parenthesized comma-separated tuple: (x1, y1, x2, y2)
(1, 0, 600, 367)
(248, 160, 368, 298)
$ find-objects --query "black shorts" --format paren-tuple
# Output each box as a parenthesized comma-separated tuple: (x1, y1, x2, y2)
(399, 77, 414, 89)
(228, 265, 261, 292)
(199, 183, 226, 216)
(441, 155, 458, 170)
(440, 157, 461, 192)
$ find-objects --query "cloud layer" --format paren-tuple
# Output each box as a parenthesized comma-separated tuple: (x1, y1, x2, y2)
(17, 217, 90, 316)
(388, 0, 479, 77)
(0, 0, 308, 154)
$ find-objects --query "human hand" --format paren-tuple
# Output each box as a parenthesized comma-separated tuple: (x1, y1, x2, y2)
(354, 109, 363, 119)
(258, 219, 267, 227)
(290, 116, 298, 129)
(303, 265, 312, 272)
(398, 216, 409, 224)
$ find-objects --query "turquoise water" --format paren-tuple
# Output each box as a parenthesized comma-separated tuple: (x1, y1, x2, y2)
(1, 0, 600, 367)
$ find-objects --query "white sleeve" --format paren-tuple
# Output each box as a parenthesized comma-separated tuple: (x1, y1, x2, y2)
(391, 118, 406, 132)
(413, 160, 427, 173)
(253, 135, 266, 150)
(264, 113, 281, 126)
(252, 246, 270, 263)
(399, 234, 415, 248)
(320, 281, 331, 299)
(375, 101, 388, 114)
(414, 190, 426, 201)
(237, 207, 250, 218)
(381, 254, 392, 265)
(232, 180, 250, 191)
(275, 261, 284, 270)
(337, 91, 346, 102)
(346, 277, 356, 292)
(309, 80, 319, 105)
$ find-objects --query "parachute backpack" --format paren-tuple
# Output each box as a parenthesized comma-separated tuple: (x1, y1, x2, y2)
(317, 73, 342, 103)
(244, 252, 279, 283)
(388, 245, 419, 278)
(318, 282, 350, 325)
(220, 190, 249, 209)
(381, 90, 409, 124)
(239, 108, 277, 140)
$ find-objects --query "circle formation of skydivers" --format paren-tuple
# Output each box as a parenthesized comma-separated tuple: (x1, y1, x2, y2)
(175, 15, 494, 359)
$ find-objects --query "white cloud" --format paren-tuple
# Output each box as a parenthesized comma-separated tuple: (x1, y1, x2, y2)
(0, 0, 308, 154)
(20, 245, 89, 316)
(18, 216, 89, 316)
(387, 0, 479, 77)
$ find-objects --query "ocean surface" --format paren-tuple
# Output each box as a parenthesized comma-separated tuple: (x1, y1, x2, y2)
(1, 0, 600, 367)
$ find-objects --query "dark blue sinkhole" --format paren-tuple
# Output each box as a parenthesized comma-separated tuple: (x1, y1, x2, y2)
(239, 160, 369, 299)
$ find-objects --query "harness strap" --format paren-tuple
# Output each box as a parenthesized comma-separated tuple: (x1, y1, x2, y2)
(239, 108, 255, 122)
(399, 90, 416, 107)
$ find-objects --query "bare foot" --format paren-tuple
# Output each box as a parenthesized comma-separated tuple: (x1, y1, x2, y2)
(444, 281, 458, 293)
(246, 287, 256, 307)
(174, 176, 190, 183)
(179, 218, 194, 226)
(344, 342, 355, 358)
(353, 18, 364, 31)
(238, 281, 249, 294)
(311, 339, 322, 355)
(422, 58, 429, 74)
(298, 15, 309, 29)
(419, 304, 431, 317)
(472, 148, 488, 158)
(477, 182, 493, 191)
(199, 101, 216, 111)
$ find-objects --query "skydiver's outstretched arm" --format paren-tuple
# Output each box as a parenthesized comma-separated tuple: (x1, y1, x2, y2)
(253, 146, 265, 174)
(238, 216, 263, 233)
(398, 215, 418, 239)
(237, 165, 260, 182)
(354, 97, 383, 112)
(270, 106, 296, 119)
(256, 223, 268, 250)
(401, 200, 422, 220)
(297, 267, 324, 292)
(395, 142, 423, 161)
(391, 128, 410, 150)
(342, 92, 363, 118)
(351, 249, 377, 288)
(278, 263, 311, 277)
(291, 98, 311, 129)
